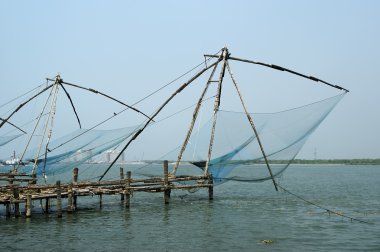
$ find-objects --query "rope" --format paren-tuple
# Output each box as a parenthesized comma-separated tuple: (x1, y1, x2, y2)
(132, 49, 221, 106)
(0, 82, 45, 110)
(277, 184, 372, 225)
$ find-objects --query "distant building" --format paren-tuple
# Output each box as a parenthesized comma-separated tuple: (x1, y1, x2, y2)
(104, 150, 125, 163)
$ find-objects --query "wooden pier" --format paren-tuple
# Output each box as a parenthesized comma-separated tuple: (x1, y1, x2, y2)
(0, 161, 213, 218)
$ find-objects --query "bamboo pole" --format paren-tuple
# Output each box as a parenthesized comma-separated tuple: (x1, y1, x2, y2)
(54, 80, 153, 120)
(205, 48, 229, 175)
(226, 62, 278, 191)
(228, 56, 349, 92)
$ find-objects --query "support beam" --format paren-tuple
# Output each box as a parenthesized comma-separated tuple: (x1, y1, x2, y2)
(226, 62, 278, 191)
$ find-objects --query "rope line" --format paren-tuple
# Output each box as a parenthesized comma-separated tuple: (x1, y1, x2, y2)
(277, 184, 372, 225)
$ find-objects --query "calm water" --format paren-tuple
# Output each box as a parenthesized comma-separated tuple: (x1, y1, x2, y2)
(1, 165, 379, 251)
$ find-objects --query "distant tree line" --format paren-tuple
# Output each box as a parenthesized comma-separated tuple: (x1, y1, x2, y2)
(290, 159, 380, 165)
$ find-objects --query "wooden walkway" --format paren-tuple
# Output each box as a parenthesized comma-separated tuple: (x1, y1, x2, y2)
(0, 161, 213, 218)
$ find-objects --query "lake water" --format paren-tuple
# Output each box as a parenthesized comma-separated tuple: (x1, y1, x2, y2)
(1, 165, 379, 251)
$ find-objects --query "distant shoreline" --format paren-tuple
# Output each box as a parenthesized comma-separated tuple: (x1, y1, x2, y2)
(290, 159, 380, 165)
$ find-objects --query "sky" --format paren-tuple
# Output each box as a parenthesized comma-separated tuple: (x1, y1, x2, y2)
(0, 0, 379, 159)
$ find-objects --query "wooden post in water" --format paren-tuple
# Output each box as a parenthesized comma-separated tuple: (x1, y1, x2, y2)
(73, 167, 78, 209)
(56, 180, 62, 218)
(67, 183, 74, 213)
(99, 194, 103, 208)
(5, 203, 11, 218)
(30, 173, 37, 185)
(120, 167, 125, 201)
(45, 198, 49, 214)
(26, 195, 32, 218)
(13, 187, 20, 217)
(208, 174, 214, 200)
(163, 160, 170, 204)
(125, 171, 131, 207)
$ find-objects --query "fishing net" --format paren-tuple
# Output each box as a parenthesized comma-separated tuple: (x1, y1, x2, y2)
(0, 134, 23, 147)
(135, 93, 345, 183)
(20, 125, 141, 177)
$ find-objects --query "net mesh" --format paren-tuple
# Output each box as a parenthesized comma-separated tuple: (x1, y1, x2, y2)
(135, 93, 345, 183)
(0, 134, 22, 147)
(20, 125, 141, 176)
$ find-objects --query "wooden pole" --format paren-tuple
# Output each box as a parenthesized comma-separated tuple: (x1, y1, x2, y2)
(120, 167, 125, 201)
(13, 187, 20, 217)
(26, 195, 32, 218)
(73, 167, 78, 209)
(208, 174, 214, 200)
(5, 203, 11, 218)
(226, 62, 278, 191)
(99, 194, 103, 208)
(164, 160, 170, 204)
(205, 48, 229, 176)
(125, 171, 131, 207)
(56, 180, 62, 218)
(30, 173, 37, 185)
(45, 198, 49, 214)
(67, 183, 74, 213)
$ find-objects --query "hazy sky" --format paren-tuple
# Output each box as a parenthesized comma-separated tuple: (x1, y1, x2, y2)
(0, 1, 379, 159)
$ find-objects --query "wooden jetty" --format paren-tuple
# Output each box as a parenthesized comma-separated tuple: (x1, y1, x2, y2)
(0, 161, 213, 218)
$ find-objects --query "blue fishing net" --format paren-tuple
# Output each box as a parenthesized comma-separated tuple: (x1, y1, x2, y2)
(135, 93, 345, 183)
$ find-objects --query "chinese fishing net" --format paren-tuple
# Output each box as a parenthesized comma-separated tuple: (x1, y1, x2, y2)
(19, 125, 141, 178)
(135, 93, 345, 184)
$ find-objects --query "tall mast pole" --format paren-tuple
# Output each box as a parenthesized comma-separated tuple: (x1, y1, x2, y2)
(204, 47, 229, 176)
